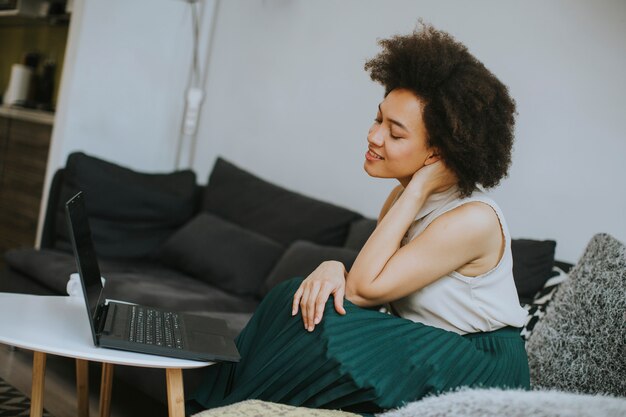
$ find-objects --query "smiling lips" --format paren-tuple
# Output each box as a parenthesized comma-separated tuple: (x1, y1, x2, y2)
(366, 148, 385, 161)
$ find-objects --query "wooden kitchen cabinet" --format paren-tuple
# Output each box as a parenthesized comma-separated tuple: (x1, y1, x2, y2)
(0, 112, 53, 256)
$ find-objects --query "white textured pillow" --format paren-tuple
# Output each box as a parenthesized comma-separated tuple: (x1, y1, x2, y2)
(192, 399, 358, 416)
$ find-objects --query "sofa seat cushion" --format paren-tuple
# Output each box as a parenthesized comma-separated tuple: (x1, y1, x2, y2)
(4, 248, 260, 314)
(157, 212, 284, 297)
(5, 248, 81, 294)
(53, 152, 198, 259)
(5, 248, 178, 295)
(203, 158, 363, 247)
(0, 264, 59, 295)
(4, 248, 161, 295)
(103, 270, 260, 314)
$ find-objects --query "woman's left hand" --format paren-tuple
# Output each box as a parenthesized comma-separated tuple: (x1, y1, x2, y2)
(292, 261, 348, 332)
(405, 160, 458, 197)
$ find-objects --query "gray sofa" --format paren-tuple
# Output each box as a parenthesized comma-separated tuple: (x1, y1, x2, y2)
(0, 152, 370, 406)
(0, 152, 588, 414)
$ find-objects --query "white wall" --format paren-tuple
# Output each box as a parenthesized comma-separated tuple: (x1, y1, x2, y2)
(46, 0, 217, 173)
(192, 0, 626, 262)
(39, 0, 217, 242)
(47, 0, 626, 263)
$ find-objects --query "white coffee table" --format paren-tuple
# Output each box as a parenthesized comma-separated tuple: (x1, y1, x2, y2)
(0, 292, 214, 417)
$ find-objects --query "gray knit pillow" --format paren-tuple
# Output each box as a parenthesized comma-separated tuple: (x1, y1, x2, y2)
(376, 388, 626, 417)
(526, 233, 626, 396)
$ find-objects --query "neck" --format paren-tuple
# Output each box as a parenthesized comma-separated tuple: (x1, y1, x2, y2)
(398, 176, 411, 189)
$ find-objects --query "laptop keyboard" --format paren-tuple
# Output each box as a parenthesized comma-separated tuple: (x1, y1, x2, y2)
(128, 306, 184, 349)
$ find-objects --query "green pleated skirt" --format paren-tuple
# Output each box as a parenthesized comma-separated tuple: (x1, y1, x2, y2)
(188, 277, 529, 415)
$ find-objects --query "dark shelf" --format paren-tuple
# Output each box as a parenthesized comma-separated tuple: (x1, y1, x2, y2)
(0, 13, 70, 27)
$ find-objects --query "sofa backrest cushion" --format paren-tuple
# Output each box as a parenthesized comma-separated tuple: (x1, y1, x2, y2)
(157, 212, 284, 297)
(260, 240, 359, 298)
(50, 152, 199, 259)
(344, 218, 377, 250)
(202, 158, 363, 247)
(511, 239, 557, 303)
(526, 233, 626, 396)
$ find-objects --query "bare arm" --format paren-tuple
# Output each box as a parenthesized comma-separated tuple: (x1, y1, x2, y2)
(345, 200, 500, 306)
(345, 162, 501, 307)
(293, 162, 501, 329)
(291, 185, 402, 332)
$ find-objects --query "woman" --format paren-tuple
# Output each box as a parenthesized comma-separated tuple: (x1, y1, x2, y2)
(189, 24, 529, 416)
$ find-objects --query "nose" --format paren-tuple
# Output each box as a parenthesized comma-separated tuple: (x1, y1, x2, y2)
(368, 123, 384, 147)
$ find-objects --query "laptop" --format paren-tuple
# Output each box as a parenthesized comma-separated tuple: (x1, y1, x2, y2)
(65, 191, 240, 363)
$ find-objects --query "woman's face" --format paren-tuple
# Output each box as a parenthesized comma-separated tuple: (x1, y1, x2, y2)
(364, 88, 436, 186)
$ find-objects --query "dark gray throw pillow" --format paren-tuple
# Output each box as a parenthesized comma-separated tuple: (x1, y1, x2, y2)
(202, 158, 363, 247)
(260, 240, 359, 297)
(53, 152, 198, 259)
(158, 212, 284, 297)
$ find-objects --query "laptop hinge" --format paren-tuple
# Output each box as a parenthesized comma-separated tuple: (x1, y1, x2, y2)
(95, 303, 110, 336)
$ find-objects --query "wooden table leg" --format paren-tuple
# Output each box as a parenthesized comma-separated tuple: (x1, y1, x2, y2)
(99, 363, 114, 417)
(166, 368, 185, 417)
(30, 351, 46, 417)
(76, 359, 90, 417)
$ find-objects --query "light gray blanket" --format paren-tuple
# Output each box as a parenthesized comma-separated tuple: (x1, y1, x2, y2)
(378, 387, 626, 417)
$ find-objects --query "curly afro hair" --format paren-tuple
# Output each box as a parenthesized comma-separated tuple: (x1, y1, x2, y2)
(364, 23, 516, 197)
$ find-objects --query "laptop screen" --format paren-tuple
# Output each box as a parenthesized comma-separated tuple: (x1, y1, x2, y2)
(65, 191, 106, 343)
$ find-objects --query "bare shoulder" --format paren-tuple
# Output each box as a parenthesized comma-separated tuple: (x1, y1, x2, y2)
(377, 185, 404, 223)
(449, 201, 501, 232)
(405, 201, 504, 278)
(425, 201, 502, 247)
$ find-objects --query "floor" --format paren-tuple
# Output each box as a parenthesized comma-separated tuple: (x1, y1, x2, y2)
(0, 343, 167, 417)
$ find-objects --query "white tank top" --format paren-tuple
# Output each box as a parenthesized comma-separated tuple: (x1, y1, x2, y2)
(388, 187, 527, 335)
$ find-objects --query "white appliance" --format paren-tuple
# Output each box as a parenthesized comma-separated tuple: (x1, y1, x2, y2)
(0, 0, 49, 17)
(3, 63, 33, 106)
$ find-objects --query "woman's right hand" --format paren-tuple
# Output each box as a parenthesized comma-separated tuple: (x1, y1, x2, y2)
(292, 261, 347, 332)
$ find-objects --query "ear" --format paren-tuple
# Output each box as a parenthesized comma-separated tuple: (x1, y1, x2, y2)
(423, 149, 441, 166)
